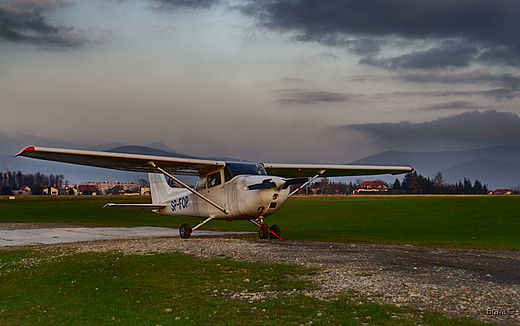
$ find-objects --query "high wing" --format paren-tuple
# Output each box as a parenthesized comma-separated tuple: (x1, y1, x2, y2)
(15, 146, 413, 178)
(262, 163, 413, 178)
(15, 146, 225, 176)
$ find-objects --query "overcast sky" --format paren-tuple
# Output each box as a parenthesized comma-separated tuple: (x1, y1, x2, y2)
(1, 0, 520, 163)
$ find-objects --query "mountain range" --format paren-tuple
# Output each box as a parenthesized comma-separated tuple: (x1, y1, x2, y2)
(351, 146, 520, 189)
(3, 144, 520, 190)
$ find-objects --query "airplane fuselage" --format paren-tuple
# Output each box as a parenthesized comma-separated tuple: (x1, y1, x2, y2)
(155, 174, 290, 220)
(148, 161, 293, 221)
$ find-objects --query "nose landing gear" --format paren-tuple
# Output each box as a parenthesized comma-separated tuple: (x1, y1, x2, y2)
(250, 218, 284, 241)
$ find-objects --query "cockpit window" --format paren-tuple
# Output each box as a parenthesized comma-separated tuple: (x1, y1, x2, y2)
(207, 171, 222, 188)
(224, 162, 267, 182)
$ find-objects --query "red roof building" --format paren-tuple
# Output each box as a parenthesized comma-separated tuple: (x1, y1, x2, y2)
(490, 189, 513, 195)
(357, 181, 388, 193)
(78, 185, 98, 195)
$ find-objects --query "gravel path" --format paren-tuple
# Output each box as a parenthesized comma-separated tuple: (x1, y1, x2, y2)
(1, 223, 519, 325)
(71, 237, 520, 325)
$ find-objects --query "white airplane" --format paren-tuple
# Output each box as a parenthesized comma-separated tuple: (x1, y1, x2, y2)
(16, 146, 413, 239)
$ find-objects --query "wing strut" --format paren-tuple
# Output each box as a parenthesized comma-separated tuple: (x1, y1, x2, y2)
(192, 215, 216, 231)
(289, 169, 326, 197)
(148, 161, 228, 214)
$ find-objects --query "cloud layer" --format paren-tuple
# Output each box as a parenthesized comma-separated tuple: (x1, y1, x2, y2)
(239, 0, 520, 69)
(343, 110, 520, 151)
(277, 90, 352, 105)
(148, 0, 220, 10)
(0, 0, 88, 48)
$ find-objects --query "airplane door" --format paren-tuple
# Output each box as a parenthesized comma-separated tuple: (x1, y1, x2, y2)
(206, 170, 227, 216)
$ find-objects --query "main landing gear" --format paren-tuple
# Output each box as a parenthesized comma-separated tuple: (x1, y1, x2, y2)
(179, 218, 284, 241)
(179, 222, 192, 239)
(179, 216, 216, 239)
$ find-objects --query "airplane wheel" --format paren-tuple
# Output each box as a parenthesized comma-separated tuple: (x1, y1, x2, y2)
(269, 224, 281, 239)
(179, 223, 192, 239)
(259, 224, 269, 239)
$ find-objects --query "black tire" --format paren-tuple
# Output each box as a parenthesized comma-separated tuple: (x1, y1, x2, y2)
(269, 224, 281, 239)
(259, 224, 269, 239)
(179, 223, 192, 239)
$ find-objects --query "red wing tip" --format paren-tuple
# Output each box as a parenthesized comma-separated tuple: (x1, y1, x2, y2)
(15, 146, 35, 157)
(410, 166, 415, 172)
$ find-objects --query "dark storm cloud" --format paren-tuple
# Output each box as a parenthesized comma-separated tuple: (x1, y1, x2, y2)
(277, 90, 352, 105)
(357, 71, 520, 100)
(0, 0, 87, 48)
(360, 40, 480, 70)
(343, 110, 520, 148)
(356, 71, 520, 89)
(396, 72, 520, 90)
(372, 89, 520, 101)
(238, 0, 520, 69)
(396, 72, 520, 99)
(416, 101, 487, 111)
(148, 0, 220, 10)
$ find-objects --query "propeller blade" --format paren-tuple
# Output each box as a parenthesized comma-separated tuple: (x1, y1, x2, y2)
(282, 177, 309, 189)
(247, 181, 277, 190)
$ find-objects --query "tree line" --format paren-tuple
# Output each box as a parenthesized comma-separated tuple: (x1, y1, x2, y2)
(1, 170, 65, 195)
(1, 169, 491, 196)
(301, 171, 489, 195)
(391, 171, 489, 194)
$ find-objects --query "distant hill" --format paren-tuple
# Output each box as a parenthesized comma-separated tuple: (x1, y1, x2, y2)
(351, 146, 520, 189)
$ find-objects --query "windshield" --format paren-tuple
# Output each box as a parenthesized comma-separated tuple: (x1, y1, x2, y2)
(224, 162, 267, 181)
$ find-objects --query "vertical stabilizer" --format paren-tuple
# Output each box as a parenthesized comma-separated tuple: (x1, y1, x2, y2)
(148, 173, 185, 204)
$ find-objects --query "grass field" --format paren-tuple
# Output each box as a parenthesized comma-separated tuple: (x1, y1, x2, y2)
(1, 195, 519, 250)
(1, 195, 514, 325)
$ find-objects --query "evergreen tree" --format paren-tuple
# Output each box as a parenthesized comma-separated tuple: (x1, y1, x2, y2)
(392, 178, 401, 190)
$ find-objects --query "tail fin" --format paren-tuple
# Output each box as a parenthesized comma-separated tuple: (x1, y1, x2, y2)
(148, 173, 185, 204)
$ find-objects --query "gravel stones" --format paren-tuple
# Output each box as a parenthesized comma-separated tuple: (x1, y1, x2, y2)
(67, 236, 520, 324)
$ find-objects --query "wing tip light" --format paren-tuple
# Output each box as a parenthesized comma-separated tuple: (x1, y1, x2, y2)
(15, 146, 35, 157)
(390, 166, 414, 175)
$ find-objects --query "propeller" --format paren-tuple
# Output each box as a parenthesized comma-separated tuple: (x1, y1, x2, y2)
(247, 177, 310, 190)
(281, 177, 309, 189)
(247, 181, 277, 190)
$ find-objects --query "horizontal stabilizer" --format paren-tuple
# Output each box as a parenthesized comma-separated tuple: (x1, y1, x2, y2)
(103, 203, 167, 211)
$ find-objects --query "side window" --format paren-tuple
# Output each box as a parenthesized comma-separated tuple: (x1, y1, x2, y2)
(207, 171, 222, 188)
(195, 177, 206, 190)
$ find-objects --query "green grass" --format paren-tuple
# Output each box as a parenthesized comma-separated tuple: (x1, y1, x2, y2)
(1, 195, 520, 250)
(0, 249, 496, 326)
(268, 196, 520, 250)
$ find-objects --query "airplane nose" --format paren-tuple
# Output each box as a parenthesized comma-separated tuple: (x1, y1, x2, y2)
(246, 177, 306, 191)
